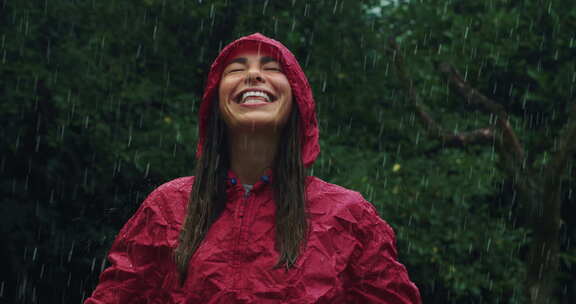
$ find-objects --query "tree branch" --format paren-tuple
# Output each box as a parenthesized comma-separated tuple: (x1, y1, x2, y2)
(388, 38, 495, 146)
(438, 63, 525, 163)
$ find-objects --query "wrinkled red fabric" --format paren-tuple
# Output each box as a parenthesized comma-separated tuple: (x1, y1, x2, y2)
(85, 33, 421, 304)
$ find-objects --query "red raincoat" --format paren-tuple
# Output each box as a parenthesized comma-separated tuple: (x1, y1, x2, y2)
(85, 33, 421, 303)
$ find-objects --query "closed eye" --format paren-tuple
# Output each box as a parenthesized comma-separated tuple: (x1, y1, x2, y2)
(226, 68, 245, 74)
(264, 67, 282, 72)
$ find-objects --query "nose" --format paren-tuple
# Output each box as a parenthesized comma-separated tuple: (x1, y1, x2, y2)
(245, 68, 264, 84)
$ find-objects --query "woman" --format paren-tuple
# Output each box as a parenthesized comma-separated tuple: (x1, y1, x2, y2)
(85, 33, 421, 303)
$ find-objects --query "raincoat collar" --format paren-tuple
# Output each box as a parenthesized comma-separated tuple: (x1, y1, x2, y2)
(225, 169, 273, 187)
(197, 33, 320, 168)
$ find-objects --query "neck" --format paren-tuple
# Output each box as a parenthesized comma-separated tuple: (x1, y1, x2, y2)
(228, 130, 279, 185)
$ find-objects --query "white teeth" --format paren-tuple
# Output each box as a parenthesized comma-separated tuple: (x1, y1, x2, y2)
(243, 99, 265, 104)
(240, 91, 271, 103)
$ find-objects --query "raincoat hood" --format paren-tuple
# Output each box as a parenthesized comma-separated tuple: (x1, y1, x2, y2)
(197, 33, 320, 167)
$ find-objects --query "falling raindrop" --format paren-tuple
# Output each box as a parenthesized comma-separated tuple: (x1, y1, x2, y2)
(209, 3, 215, 20)
(100, 256, 107, 273)
(136, 44, 142, 59)
(127, 125, 133, 147)
(153, 23, 158, 41)
(90, 257, 96, 273)
(68, 241, 75, 263)
(145, 162, 151, 178)
(262, 0, 269, 15)
(39, 264, 45, 279)
(59, 124, 66, 142)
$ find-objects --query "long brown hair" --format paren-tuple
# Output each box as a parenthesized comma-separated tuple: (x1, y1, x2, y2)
(174, 101, 308, 283)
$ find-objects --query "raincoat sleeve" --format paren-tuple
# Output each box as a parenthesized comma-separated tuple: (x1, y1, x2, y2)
(346, 201, 422, 304)
(84, 187, 178, 304)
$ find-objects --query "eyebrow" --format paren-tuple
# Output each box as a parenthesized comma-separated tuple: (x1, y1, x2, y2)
(260, 56, 277, 64)
(228, 57, 247, 65)
(227, 56, 278, 65)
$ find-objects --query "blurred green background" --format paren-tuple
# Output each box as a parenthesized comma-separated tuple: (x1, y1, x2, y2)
(1, 0, 575, 303)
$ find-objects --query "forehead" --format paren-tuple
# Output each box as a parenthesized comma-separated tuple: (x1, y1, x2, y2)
(225, 53, 278, 65)
(224, 42, 281, 65)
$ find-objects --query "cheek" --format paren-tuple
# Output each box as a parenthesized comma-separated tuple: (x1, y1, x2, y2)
(217, 79, 235, 121)
(217, 93, 233, 127)
(218, 75, 239, 101)
(218, 98, 234, 123)
(218, 81, 229, 102)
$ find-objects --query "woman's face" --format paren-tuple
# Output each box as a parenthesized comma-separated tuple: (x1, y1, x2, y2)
(218, 51, 293, 133)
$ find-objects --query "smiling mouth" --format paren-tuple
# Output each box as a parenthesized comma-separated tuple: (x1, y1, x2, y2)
(234, 90, 276, 104)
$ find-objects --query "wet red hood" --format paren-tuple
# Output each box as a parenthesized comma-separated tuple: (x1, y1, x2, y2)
(197, 33, 320, 168)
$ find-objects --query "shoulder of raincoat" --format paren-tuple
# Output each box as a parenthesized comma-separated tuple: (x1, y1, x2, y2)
(85, 33, 421, 304)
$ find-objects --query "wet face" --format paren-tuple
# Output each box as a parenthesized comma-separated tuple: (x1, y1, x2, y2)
(218, 51, 293, 133)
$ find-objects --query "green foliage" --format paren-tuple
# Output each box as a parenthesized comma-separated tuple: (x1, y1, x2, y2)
(1, 0, 574, 303)
(366, 0, 575, 302)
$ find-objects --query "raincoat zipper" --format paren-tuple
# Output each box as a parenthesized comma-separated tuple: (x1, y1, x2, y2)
(232, 188, 251, 289)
